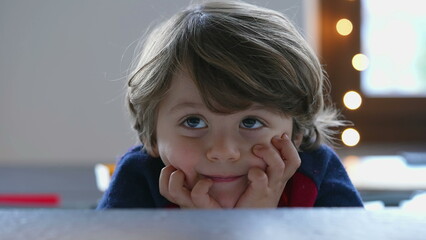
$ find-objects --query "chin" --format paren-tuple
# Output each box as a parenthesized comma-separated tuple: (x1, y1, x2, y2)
(218, 198, 239, 209)
(209, 184, 246, 209)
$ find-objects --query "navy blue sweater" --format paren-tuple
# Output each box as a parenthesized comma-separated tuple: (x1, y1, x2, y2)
(97, 145, 363, 209)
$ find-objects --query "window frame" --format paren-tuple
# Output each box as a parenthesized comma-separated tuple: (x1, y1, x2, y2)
(319, 0, 426, 143)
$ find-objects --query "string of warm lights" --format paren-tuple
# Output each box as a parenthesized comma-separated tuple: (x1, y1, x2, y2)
(335, 15, 369, 147)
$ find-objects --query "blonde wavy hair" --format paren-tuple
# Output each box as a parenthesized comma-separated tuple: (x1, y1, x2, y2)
(127, 0, 344, 153)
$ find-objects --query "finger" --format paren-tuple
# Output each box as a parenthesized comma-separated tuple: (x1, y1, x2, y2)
(236, 168, 269, 208)
(159, 165, 176, 201)
(252, 143, 285, 187)
(272, 134, 301, 178)
(169, 170, 194, 208)
(247, 167, 269, 192)
(191, 179, 221, 208)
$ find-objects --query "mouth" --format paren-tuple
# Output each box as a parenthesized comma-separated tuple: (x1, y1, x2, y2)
(202, 174, 245, 183)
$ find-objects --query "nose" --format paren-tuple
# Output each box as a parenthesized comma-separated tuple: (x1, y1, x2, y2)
(206, 132, 241, 162)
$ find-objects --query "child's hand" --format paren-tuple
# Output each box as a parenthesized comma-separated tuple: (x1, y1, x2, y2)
(159, 165, 221, 208)
(159, 134, 300, 208)
(235, 134, 301, 208)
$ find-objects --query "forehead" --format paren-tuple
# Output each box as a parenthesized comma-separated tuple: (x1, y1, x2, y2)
(160, 69, 248, 115)
(164, 70, 202, 104)
(160, 69, 285, 117)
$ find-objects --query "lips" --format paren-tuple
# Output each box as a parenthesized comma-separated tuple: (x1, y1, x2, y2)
(202, 175, 244, 183)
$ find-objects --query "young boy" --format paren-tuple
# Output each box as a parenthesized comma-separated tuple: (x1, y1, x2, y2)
(97, 1, 363, 209)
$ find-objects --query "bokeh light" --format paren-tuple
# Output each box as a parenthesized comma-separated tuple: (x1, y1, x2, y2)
(352, 53, 369, 71)
(343, 91, 362, 110)
(336, 18, 353, 36)
(342, 128, 360, 147)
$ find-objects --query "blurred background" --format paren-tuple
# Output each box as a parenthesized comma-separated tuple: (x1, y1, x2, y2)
(1, 0, 425, 209)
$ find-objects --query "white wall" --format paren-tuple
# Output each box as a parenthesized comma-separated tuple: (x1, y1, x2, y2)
(0, 0, 310, 166)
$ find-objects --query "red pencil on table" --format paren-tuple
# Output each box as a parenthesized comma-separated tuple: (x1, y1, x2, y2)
(0, 194, 61, 207)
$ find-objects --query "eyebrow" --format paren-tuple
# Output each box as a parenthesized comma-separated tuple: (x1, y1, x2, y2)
(169, 102, 205, 113)
(169, 102, 279, 116)
(248, 104, 285, 116)
(248, 104, 267, 111)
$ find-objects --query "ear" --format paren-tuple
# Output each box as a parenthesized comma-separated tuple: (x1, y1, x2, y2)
(292, 133, 303, 150)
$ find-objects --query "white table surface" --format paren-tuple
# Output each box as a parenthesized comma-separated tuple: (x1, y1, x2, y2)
(1, 208, 425, 240)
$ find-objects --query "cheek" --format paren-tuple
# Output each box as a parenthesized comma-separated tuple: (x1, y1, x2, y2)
(243, 130, 276, 149)
(158, 141, 201, 179)
(242, 131, 282, 170)
(247, 156, 268, 171)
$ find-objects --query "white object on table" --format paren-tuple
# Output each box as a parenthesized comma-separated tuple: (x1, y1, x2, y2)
(344, 155, 426, 191)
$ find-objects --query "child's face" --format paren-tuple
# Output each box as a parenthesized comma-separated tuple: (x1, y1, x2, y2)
(153, 70, 296, 208)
